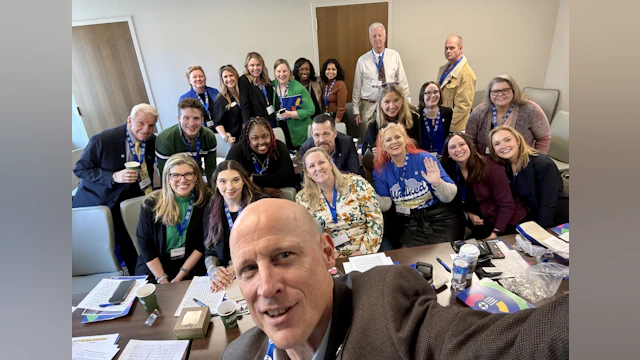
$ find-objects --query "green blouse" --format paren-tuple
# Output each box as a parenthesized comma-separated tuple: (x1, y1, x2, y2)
(165, 195, 193, 253)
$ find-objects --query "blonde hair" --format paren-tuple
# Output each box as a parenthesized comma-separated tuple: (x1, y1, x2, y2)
(300, 147, 348, 209)
(243, 52, 271, 85)
(218, 65, 241, 109)
(147, 154, 208, 226)
(273, 59, 292, 83)
(375, 84, 415, 130)
(488, 125, 538, 173)
(185, 66, 206, 87)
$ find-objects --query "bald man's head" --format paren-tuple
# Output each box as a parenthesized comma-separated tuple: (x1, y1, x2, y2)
(228, 199, 337, 350)
(444, 35, 463, 64)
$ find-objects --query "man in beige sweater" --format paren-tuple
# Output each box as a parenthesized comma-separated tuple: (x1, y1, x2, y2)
(436, 35, 477, 132)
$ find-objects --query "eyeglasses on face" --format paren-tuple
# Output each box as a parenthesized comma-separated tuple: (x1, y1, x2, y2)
(424, 91, 440, 97)
(490, 88, 512, 96)
(169, 172, 196, 182)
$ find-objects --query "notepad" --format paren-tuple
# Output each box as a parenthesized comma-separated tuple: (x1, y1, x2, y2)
(118, 340, 188, 360)
(343, 253, 393, 273)
(174, 276, 225, 317)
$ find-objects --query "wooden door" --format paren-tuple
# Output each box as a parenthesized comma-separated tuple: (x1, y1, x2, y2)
(316, 2, 388, 102)
(72, 21, 150, 138)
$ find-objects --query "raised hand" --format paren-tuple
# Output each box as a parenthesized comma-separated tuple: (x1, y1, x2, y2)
(420, 157, 443, 186)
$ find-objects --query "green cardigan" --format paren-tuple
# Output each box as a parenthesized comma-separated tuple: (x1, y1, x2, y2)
(272, 78, 314, 147)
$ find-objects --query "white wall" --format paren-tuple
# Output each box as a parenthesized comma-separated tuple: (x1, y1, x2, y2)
(73, 0, 563, 124)
(544, 0, 569, 113)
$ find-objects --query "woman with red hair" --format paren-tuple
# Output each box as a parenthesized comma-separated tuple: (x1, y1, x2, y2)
(373, 123, 465, 246)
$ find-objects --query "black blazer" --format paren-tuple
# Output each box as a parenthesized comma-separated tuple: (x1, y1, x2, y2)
(299, 132, 359, 174)
(226, 140, 299, 189)
(72, 123, 155, 210)
(361, 111, 421, 154)
(415, 106, 453, 151)
(238, 74, 276, 125)
(212, 94, 243, 140)
(134, 196, 208, 279)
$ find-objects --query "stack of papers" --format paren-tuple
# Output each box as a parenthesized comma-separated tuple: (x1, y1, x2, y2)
(174, 276, 226, 318)
(76, 276, 148, 323)
(118, 340, 189, 360)
(343, 253, 393, 274)
(72, 333, 120, 360)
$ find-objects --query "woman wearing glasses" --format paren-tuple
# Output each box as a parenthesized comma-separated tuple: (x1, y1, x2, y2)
(226, 116, 298, 198)
(293, 58, 323, 119)
(319, 58, 348, 123)
(203, 160, 266, 291)
(466, 75, 551, 155)
(179, 66, 220, 127)
(212, 65, 243, 146)
(238, 52, 277, 128)
(296, 147, 383, 257)
(417, 81, 453, 156)
(373, 123, 464, 246)
(361, 83, 420, 157)
(135, 154, 209, 283)
(489, 125, 568, 228)
(272, 59, 315, 150)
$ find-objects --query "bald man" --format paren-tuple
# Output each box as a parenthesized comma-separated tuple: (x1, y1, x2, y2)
(222, 199, 569, 360)
(436, 35, 477, 132)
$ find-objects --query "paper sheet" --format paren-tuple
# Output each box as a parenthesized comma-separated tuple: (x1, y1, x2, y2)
(559, 232, 570, 242)
(72, 343, 119, 360)
(76, 279, 147, 312)
(174, 276, 225, 316)
(72, 333, 120, 345)
(490, 250, 530, 278)
(344, 253, 393, 273)
(118, 340, 188, 360)
(224, 280, 244, 301)
(541, 236, 570, 256)
(72, 306, 77, 313)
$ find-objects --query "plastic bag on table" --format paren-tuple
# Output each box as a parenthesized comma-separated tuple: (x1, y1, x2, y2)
(501, 262, 569, 303)
(513, 234, 554, 262)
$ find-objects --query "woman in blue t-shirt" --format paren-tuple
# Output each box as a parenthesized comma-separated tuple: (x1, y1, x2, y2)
(373, 123, 465, 246)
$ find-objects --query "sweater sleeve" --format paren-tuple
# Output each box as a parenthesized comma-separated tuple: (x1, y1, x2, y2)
(529, 102, 551, 154)
(295, 81, 315, 120)
(466, 104, 485, 154)
(354, 176, 383, 254)
(485, 163, 516, 232)
(533, 157, 560, 228)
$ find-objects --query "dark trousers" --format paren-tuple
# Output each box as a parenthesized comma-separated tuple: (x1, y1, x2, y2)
(398, 201, 466, 247)
(111, 203, 139, 273)
(135, 252, 207, 283)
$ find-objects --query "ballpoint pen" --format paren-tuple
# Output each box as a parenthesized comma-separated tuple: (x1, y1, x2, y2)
(98, 302, 121, 307)
(193, 298, 207, 307)
(436, 257, 451, 273)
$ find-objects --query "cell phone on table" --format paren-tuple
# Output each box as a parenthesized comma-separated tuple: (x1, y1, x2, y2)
(108, 280, 135, 304)
(486, 240, 505, 259)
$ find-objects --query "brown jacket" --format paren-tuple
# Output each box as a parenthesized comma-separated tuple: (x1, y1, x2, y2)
(436, 55, 477, 132)
(221, 265, 569, 360)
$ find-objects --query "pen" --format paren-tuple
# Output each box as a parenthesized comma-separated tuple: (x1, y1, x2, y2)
(99, 302, 120, 307)
(193, 298, 207, 307)
(436, 257, 451, 273)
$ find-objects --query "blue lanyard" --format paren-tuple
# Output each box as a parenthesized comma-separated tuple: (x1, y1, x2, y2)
(125, 128, 145, 163)
(372, 49, 385, 74)
(392, 154, 410, 195)
(423, 109, 442, 152)
(323, 186, 338, 224)
(184, 135, 201, 162)
(251, 154, 269, 175)
(224, 203, 242, 232)
(439, 56, 463, 85)
(264, 339, 276, 360)
(324, 80, 336, 108)
(258, 83, 269, 105)
(492, 105, 513, 128)
(455, 163, 467, 202)
(196, 90, 210, 111)
(175, 193, 194, 237)
(278, 81, 290, 109)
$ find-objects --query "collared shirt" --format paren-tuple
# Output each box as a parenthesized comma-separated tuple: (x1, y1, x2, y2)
(272, 320, 332, 360)
(352, 48, 411, 115)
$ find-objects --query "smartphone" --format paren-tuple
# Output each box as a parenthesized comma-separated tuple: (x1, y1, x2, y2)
(487, 241, 505, 259)
(108, 280, 135, 304)
(277, 108, 286, 115)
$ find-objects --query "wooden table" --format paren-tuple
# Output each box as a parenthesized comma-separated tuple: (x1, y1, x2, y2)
(72, 234, 568, 359)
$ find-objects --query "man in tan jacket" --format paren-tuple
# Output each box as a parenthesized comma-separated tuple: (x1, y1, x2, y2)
(436, 35, 477, 132)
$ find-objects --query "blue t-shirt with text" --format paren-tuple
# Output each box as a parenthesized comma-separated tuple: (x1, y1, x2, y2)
(373, 152, 453, 209)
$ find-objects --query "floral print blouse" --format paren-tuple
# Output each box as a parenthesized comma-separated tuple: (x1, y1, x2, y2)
(296, 173, 383, 255)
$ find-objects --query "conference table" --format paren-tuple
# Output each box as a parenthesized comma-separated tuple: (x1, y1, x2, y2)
(71, 234, 569, 359)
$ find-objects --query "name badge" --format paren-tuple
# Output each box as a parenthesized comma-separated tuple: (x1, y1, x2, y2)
(372, 80, 383, 88)
(170, 247, 186, 260)
(332, 233, 350, 247)
(396, 205, 411, 216)
(138, 177, 152, 190)
(206, 120, 214, 128)
(230, 101, 237, 108)
(266, 105, 275, 115)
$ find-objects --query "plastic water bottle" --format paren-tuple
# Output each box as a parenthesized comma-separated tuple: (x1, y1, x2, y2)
(451, 256, 469, 291)
(459, 244, 480, 280)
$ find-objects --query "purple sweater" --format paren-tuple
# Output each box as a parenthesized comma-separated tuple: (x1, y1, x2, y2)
(466, 99, 551, 155)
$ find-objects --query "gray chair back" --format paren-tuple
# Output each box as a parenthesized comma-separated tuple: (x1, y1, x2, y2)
(120, 195, 146, 255)
(471, 89, 486, 110)
(523, 87, 559, 123)
(72, 206, 121, 276)
(307, 122, 348, 138)
(548, 111, 569, 164)
(273, 127, 286, 144)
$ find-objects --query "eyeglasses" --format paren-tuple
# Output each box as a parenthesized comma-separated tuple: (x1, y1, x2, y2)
(169, 172, 196, 182)
(424, 91, 440, 97)
(490, 88, 512, 96)
(219, 64, 234, 70)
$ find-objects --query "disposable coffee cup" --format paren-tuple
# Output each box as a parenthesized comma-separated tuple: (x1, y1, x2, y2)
(459, 244, 480, 280)
(217, 300, 238, 329)
(136, 284, 158, 312)
(125, 161, 141, 170)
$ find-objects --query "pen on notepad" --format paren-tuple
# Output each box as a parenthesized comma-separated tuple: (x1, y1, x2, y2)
(436, 257, 451, 273)
(193, 298, 207, 307)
